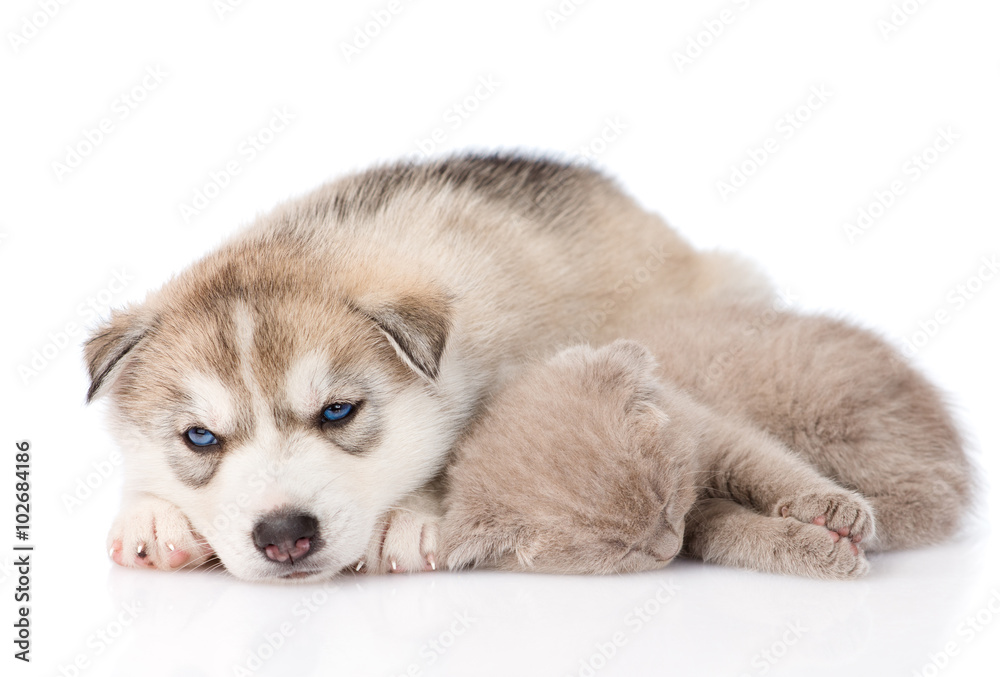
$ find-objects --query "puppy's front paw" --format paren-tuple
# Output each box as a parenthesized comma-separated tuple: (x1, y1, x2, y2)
(777, 489, 875, 544)
(358, 507, 440, 575)
(107, 495, 212, 571)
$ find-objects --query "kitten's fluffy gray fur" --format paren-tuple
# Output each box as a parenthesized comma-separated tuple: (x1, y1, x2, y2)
(442, 301, 973, 579)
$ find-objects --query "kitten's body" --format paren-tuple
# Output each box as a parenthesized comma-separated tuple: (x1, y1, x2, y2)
(443, 302, 973, 579)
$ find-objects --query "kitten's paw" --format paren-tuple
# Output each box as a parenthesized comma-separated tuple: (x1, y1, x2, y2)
(107, 495, 212, 571)
(787, 521, 870, 580)
(777, 489, 875, 544)
(357, 507, 439, 574)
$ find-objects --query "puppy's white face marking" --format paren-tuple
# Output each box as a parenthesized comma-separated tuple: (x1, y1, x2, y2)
(109, 295, 468, 582)
(181, 373, 238, 438)
(285, 350, 338, 421)
(187, 378, 454, 581)
(232, 302, 273, 427)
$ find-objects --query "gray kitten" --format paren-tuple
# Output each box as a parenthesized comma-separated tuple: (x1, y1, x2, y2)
(441, 302, 973, 579)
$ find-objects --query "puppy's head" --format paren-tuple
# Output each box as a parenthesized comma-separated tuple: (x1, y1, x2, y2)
(85, 244, 464, 582)
(442, 340, 698, 575)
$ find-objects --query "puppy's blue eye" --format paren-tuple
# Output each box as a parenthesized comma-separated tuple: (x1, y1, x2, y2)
(322, 403, 354, 422)
(186, 427, 218, 447)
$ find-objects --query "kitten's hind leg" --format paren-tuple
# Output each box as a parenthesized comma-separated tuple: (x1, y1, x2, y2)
(804, 431, 972, 553)
(683, 498, 869, 580)
(858, 470, 972, 553)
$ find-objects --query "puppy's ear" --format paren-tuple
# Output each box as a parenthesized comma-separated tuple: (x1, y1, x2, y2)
(83, 306, 153, 402)
(356, 292, 452, 380)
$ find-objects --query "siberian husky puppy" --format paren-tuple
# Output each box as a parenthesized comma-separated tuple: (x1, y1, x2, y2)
(85, 153, 766, 581)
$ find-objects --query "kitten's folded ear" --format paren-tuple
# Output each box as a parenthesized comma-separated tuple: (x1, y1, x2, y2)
(83, 306, 154, 402)
(352, 289, 452, 381)
(596, 339, 662, 408)
(599, 339, 657, 377)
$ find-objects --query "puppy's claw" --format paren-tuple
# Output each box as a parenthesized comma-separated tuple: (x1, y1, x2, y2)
(363, 498, 441, 574)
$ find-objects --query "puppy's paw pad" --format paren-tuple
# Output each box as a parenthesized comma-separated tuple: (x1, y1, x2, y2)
(107, 496, 211, 571)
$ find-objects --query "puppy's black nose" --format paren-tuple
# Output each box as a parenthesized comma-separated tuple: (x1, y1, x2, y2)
(252, 510, 319, 564)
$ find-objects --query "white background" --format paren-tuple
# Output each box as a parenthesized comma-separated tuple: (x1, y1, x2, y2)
(2, 1, 999, 675)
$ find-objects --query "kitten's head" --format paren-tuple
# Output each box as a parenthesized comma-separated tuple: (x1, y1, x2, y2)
(442, 339, 698, 574)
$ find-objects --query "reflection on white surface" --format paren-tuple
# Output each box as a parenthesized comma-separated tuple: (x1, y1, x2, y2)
(30, 516, 998, 676)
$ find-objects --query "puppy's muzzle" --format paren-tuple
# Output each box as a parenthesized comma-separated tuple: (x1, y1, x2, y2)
(252, 509, 320, 564)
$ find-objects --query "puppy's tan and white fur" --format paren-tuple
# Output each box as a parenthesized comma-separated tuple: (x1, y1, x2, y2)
(442, 303, 973, 579)
(85, 154, 765, 581)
